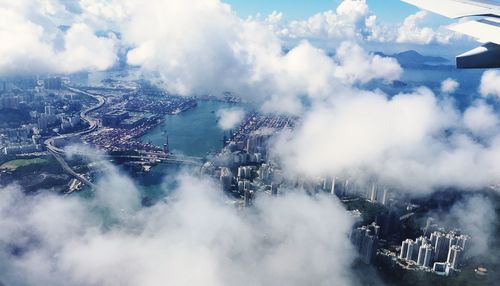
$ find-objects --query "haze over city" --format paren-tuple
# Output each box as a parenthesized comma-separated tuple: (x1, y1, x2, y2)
(0, 0, 499, 285)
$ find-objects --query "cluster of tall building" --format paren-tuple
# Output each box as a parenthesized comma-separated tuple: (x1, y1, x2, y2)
(368, 183, 389, 205)
(202, 128, 289, 207)
(43, 77, 62, 90)
(350, 223, 380, 264)
(399, 230, 469, 275)
(36, 105, 58, 131)
(0, 126, 42, 155)
(0, 95, 22, 109)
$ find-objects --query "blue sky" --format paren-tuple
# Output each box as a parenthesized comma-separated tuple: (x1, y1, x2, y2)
(226, 0, 419, 22)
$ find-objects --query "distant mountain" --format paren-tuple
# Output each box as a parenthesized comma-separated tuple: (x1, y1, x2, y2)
(374, 50, 452, 70)
(394, 50, 448, 64)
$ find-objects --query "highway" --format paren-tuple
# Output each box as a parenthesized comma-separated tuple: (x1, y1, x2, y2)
(45, 87, 106, 192)
(59, 152, 204, 166)
(45, 86, 203, 193)
(48, 148, 102, 192)
(44, 87, 105, 153)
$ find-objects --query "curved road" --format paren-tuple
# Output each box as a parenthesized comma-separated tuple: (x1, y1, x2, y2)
(45, 87, 105, 154)
(45, 87, 105, 192)
(46, 87, 203, 192)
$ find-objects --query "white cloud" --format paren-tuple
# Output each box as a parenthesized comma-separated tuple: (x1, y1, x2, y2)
(441, 78, 459, 94)
(396, 11, 436, 45)
(58, 23, 117, 73)
(274, 0, 374, 41)
(122, 0, 401, 113)
(445, 196, 497, 258)
(0, 173, 356, 286)
(272, 87, 500, 192)
(0, 0, 117, 75)
(262, 1, 457, 46)
(480, 70, 500, 98)
(463, 101, 499, 137)
(216, 108, 245, 130)
(334, 42, 402, 84)
(394, 11, 458, 45)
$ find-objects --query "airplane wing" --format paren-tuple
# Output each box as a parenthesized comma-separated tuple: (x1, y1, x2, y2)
(402, 0, 500, 18)
(401, 0, 500, 68)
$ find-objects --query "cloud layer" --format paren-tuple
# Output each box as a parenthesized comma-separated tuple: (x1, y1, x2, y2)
(122, 0, 401, 111)
(264, 1, 458, 45)
(272, 87, 500, 192)
(216, 108, 246, 130)
(0, 0, 117, 75)
(0, 173, 356, 286)
(480, 70, 500, 98)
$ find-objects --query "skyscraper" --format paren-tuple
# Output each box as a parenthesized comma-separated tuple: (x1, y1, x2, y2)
(430, 231, 440, 246)
(400, 239, 411, 260)
(416, 236, 426, 248)
(379, 188, 388, 205)
(361, 234, 378, 264)
(351, 224, 379, 264)
(423, 246, 434, 268)
(417, 244, 427, 266)
(369, 183, 377, 202)
(406, 240, 418, 262)
(447, 245, 463, 269)
(434, 234, 450, 262)
(44, 77, 62, 90)
(45, 105, 55, 116)
(456, 235, 469, 251)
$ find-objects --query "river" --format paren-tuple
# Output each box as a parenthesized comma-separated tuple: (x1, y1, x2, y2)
(134, 100, 244, 200)
(140, 100, 242, 157)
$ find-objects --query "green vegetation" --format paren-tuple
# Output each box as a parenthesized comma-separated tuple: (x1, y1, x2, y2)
(0, 158, 49, 170)
(343, 197, 387, 224)
(12, 157, 63, 175)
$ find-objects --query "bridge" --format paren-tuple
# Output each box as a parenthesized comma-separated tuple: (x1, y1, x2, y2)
(59, 152, 204, 166)
(44, 87, 107, 192)
(160, 155, 204, 165)
(48, 148, 103, 192)
(400, 212, 415, 222)
(45, 86, 204, 193)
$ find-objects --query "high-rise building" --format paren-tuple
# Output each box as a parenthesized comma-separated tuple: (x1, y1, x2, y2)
(416, 236, 426, 247)
(350, 227, 367, 252)
(400, 239, 411, 260)
(219, 167, 232, 191)
(243, 189, 253, 207)
(434, 234, 450, 262)
(448, 234, 458, 248)
(417, 244, 427, 266)
(456, 235, 469, 251)
(44, 77, 62, 90)
(45, 105, 55, 116)
(406, 240, 418, 262)
(344, 179, 350, 196)
(447, 245, 463, 269)
(423, 246, 434, 268)
(369, 183, 377, 202)
(330, 178, 336, 195)
(430, 231, 440, 246)
(37, 116, 49, 131)
(361, 234, 378, 264)
(351, 224, 379, 264)
(379, 188, 388, 205)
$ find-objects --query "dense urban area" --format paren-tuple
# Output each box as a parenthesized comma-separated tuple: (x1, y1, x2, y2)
(0, 72, 498, 286)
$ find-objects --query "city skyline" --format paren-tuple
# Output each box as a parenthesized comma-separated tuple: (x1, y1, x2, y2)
(0, 0, 499, 285)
